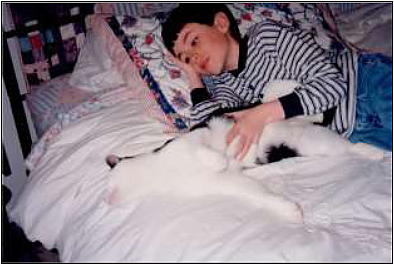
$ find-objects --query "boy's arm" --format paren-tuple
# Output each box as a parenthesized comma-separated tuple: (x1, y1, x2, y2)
(276, 28, 347, 119)
(169, 54, 226, 124)
(226, 100, 285, 161)
(226, 26, 347, 161)
(190, 87, 232, 125)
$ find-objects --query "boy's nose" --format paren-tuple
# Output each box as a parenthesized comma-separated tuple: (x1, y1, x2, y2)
(188, 50, 201, 65)
(191, 53, 200, 63)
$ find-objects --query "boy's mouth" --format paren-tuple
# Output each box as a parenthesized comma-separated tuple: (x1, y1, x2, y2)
(200, 57, 209, 70)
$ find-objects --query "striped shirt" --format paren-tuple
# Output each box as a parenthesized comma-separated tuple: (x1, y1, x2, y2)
(190, 21, 357, 136)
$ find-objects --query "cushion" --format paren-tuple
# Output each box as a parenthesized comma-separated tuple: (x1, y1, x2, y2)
(69, 15, 166, 123)
(27, 73, 91, 137)
(112, 2, 178, 18)
(114, 15, 191, 129)
(27, 14, 176, 141)
(68, 29, 125, 92)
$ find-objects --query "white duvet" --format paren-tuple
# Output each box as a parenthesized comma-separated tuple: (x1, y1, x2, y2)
(10, 99, 392, 262)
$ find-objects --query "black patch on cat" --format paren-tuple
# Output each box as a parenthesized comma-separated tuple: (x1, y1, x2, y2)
(263, 143, 299, 164)
(153, 138, 175, 153)
(190, 115, 235, 131)
(107, 139, 176, 170)
(106, 155, 136, 169)
(313, 106, 337, 127)
(190, 122, 208, 131)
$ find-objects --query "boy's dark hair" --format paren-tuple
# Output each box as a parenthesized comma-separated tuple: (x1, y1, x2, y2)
(161, 3, 241, 55)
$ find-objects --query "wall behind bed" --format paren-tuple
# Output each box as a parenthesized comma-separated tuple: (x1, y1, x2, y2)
(2, 3, 94, 206)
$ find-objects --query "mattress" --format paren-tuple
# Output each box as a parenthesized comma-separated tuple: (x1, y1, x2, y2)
(10, 97, 392, 262)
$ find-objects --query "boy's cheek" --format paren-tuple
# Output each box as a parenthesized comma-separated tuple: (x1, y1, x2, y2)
(192, 65, 205, 75)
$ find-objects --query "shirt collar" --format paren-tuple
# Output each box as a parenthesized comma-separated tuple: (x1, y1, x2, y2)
(229, 36, 249, 77)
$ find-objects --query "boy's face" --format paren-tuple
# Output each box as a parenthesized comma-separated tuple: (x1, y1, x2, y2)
(172, 13, 238, 76)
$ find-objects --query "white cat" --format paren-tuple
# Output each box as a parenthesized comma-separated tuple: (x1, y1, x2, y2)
(106, 80, 383, 222)
(107, 117, 303, 222)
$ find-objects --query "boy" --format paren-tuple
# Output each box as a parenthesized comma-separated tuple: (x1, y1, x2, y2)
(161, 4, 349, 160)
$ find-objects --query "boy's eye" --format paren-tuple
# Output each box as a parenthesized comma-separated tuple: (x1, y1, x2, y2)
(191, 37, 198, 47)
(185, 57, 190, 64)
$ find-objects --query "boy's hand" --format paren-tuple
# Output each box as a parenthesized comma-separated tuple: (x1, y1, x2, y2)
(167, 53, 203, 89)
(225, 100, 285, 161)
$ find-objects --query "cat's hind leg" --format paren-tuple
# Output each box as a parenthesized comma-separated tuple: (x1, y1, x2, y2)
(215, 173, 303, 222)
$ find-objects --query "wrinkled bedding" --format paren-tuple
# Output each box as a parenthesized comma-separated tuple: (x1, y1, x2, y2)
(329, 3, 392, 57)
(10, 98, 392, 262)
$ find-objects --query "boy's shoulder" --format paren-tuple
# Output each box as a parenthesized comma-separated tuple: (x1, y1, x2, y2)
(247, 21, 285, 41)
(246, 21, 285, 47)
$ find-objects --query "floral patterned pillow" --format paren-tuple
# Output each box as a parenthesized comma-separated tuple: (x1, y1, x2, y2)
(228, 3, 294, 35)
(109, 15, 191, 130)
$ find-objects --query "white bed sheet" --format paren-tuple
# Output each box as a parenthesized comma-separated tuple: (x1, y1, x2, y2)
(10, 99, 392, 262)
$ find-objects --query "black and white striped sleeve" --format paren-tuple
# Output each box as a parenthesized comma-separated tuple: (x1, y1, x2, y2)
(189, 85, 241, 124)
(276, 28, 347, 118)
(189, 87, 221, 123)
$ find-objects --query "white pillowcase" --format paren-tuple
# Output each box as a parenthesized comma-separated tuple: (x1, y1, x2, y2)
(68, 26, 125, 92)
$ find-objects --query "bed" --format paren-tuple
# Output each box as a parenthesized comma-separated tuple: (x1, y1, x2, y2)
(8, 3, 392, 262)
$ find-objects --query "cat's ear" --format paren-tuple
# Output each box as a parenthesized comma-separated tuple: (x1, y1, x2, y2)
(194, 146, 228, 172)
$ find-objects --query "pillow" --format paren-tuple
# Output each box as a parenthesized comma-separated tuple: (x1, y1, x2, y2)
(69, 14, 151, 95)
(109, 15, 191, 130)
(112, 2, 178, 18)
(227, 3, 294, 36)
(27, 73, 92, 137)
(68, 29, 125, 92)
(67, 15, 171, 132)
(229, 3, 334, 50)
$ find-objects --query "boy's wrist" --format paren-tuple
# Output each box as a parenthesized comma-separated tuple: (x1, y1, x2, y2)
(278, 92, 304, 119)
(267, 100, 285, 122)
(256, 100, 285, 123)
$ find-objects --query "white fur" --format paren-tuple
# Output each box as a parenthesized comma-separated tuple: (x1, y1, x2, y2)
(255, 117, 384, 163)
(263, 80, 323, 123)
(107, 119, 302, 222)
(258, 80, 383, 162)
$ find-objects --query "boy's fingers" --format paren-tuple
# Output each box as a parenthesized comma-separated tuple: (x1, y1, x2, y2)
(226, 125, 239, 145)
(236, 137, 252, 161)
(235, 136, 247, 160)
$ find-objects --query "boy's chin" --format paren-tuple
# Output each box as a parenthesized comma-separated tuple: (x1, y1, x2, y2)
(199, 63, 225, 76)
(205, 67, 224, 76)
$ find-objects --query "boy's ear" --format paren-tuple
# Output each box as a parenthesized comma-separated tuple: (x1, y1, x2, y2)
(213, 12, 230, 34)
